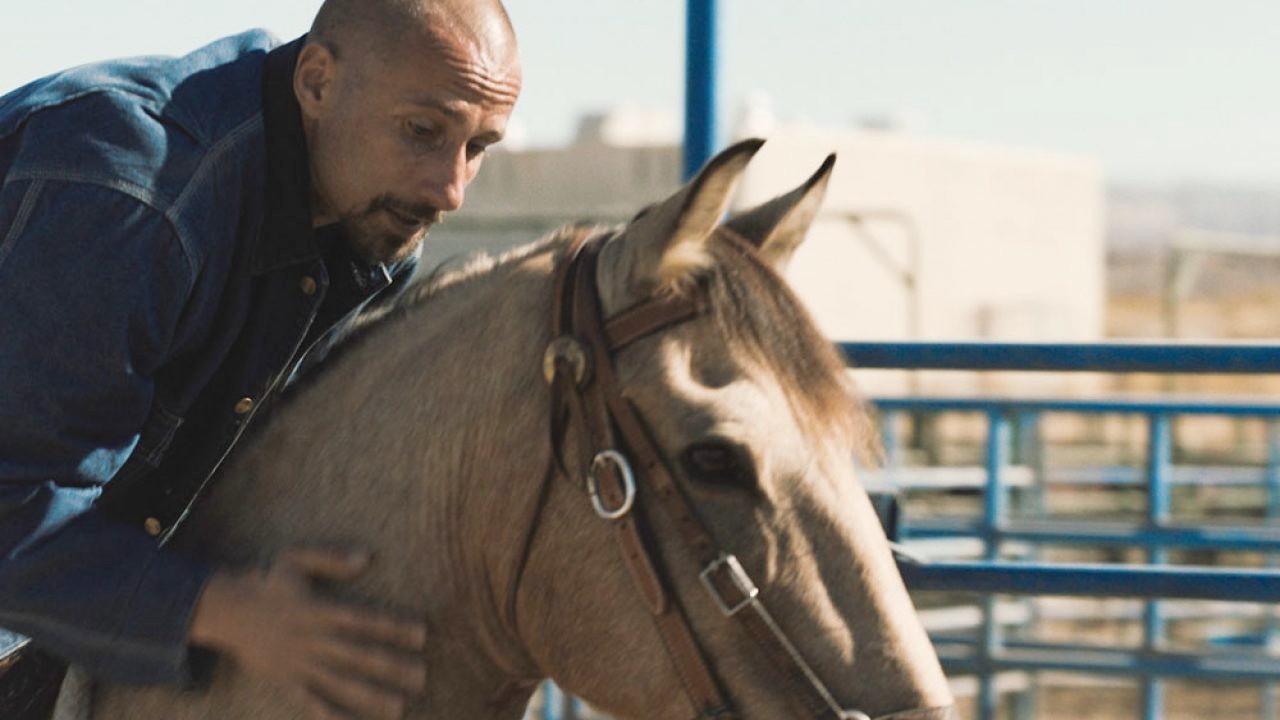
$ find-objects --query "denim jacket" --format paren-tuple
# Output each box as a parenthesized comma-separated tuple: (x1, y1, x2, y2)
(0, 31, 417, 685)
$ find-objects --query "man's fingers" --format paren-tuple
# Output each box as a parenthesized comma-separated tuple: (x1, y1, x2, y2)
(279, 547, 371, 581)
(313, 637, 427, 696)
(307, 664, 407, 720)
(321, 606, 429, 651)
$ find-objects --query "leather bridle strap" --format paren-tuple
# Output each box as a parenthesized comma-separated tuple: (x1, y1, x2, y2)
(554, 234, 733, 719)
(570, 240, 846, 720)
(544, 231, 953, 720)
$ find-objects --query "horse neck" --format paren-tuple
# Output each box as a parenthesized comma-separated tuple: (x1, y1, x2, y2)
(392, 249, 560, 681)
(201, 244, 563, 716)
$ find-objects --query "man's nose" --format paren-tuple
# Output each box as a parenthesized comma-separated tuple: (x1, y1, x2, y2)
(418, 146, 469, 213)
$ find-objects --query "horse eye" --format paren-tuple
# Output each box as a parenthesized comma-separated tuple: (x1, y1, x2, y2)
(681, 441, 757, 490)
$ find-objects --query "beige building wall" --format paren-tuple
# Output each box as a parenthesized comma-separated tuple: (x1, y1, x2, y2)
(426, 122, 1104, 396)
(733, 128, 1104, 344)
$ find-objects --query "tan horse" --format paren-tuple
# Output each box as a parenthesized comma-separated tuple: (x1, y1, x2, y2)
(90, 140, 953, 719)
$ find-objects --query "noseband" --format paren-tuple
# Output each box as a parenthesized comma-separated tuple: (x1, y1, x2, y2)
(528, 231, 952, 720)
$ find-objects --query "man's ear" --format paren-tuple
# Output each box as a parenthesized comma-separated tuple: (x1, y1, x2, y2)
(722, 153, 836, 273)
(293, 43, 338, 120)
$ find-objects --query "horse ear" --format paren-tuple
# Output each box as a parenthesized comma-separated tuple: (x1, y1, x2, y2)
(606, 138, 764, 304)
(723, 153, 836, 273)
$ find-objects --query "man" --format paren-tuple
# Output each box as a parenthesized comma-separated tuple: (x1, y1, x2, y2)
(0, 0, 521, 717)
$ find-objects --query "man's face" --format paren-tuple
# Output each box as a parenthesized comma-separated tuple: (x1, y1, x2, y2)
(296, 26, 521, 264)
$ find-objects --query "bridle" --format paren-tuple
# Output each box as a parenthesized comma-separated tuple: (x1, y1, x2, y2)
(522, 230, 952, 720)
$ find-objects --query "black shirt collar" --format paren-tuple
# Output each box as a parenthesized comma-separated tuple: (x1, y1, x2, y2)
(255, 35, 318, 274)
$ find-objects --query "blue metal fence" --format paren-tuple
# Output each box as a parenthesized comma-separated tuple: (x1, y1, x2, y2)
(845, 341, 1280, 720)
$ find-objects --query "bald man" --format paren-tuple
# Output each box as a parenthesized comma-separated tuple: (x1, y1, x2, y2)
(0, 1, 520, 717)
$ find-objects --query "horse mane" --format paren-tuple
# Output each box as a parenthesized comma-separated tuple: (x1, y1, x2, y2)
(285, 222, 875, 460)
(699, 229, 878, 462)
(360, 229, 571, 329)
(279, 229, 573, 399)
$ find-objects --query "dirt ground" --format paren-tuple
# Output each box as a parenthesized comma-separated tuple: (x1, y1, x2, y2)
(987, 681, 1268, 720)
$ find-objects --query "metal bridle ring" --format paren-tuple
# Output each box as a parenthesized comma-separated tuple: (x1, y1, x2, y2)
(588, 450, 636, 520)
(543, 336, 589, 386)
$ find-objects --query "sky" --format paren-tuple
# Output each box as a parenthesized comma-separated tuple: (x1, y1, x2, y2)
(2, 0, 1278, 187)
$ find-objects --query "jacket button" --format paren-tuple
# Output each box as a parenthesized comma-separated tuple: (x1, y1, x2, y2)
(144, 517, 163, 537)
(234, 397, 255, 415)
(299, 276, 318, 296)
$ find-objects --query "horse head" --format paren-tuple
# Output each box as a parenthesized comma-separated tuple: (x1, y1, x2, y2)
(517, 139, 954, 720)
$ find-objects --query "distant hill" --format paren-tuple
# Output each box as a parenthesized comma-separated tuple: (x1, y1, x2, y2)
(1107, 182, 1280, 340)
(1109, 183, 1280, 248)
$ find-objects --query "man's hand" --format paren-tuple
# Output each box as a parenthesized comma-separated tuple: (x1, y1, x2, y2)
(189, 547, 428, 719)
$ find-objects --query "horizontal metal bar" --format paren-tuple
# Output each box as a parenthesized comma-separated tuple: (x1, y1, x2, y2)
(899, 561, 1280, 602)
(904, 519, 1280, 553)
(869, 464, 1280, 490)
(935, 640, 1280, 682)
(839, 341, 1280, 373)
(872, 395, 1280, 416)
(1044, 465, 1277, 487)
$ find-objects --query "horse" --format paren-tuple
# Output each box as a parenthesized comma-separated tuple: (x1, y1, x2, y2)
(88, 139, 954, 719)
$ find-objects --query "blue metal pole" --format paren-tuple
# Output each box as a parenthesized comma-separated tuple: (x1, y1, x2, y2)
(839, 340, 1280, 374)
(978, 411, 1010, 720)
(985, 411, 1011, 562)
(899, 562, 1280, 601)
(1013, 411, 1042, 720)
(683, 0, 718, 180)
(1266, 420, 1280, 720)
(880, 408, 901, 482)
(541, 681, 561, 720)
(1142, 414, 1172, 720)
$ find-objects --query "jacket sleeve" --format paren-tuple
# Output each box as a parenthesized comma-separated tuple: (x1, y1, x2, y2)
(0, 177, 214, 685)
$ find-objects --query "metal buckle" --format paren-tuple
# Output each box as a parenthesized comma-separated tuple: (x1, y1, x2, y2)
(589, 450, 636, 520)
(699, 553, 759, 616)
(543, 336, 589, 386)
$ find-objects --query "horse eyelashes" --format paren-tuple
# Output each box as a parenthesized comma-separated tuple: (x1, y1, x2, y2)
(681, 440, 758, 491)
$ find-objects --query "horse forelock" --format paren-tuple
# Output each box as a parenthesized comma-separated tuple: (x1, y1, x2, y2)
(698, 229, 879, 464)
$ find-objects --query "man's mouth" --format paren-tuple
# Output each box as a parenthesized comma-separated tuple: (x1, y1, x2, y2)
(385, 206, 427, 230)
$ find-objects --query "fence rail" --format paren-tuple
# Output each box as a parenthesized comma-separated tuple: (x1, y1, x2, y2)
(845, 341, 1280, 720)
(839, 340, 1280, 373)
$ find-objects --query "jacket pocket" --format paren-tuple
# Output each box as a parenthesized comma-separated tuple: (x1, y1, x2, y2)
(109, 400, 184, 488)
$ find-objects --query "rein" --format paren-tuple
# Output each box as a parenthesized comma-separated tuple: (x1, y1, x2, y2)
(517, 231, 952, 720)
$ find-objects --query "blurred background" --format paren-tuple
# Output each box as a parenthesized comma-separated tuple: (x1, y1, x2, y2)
(5, 0, 1274, 358)
(4, 1, 1278, 350)
(6, 2, 1280, 718)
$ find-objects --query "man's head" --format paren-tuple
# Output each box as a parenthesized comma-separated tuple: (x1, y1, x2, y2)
(295, 0, 521, 264)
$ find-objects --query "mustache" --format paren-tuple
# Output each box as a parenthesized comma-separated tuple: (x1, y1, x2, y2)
(366, 195, 443, 225)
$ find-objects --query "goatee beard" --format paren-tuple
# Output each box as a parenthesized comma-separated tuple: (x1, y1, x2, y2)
(343, 194, 442, 264)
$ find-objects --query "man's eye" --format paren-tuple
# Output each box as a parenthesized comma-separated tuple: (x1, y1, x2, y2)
(406, 121, 439, 143)
(466, 142, 490, 160)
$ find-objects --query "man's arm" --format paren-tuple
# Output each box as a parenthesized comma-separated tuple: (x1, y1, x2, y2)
(0, 180, 427, 717)
(0, 178, 213, 683)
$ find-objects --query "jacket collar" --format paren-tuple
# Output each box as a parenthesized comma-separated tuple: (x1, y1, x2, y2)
(255, 35, 318, 274)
